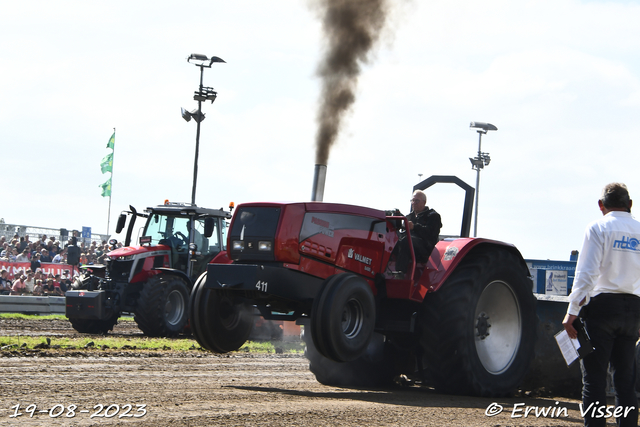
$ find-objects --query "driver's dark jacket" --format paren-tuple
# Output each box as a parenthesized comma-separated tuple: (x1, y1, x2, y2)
(407, 207, 442, 250)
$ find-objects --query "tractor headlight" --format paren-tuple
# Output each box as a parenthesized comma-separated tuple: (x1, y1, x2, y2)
(232, 240, 244, 251)
(258, 241, 272, 251)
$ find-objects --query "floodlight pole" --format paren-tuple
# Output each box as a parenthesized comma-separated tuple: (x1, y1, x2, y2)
(472, 130, 485, 237)
(185, 54, 225, 206)
(469, 121, 497, 237)
(191, 65, 205, 205)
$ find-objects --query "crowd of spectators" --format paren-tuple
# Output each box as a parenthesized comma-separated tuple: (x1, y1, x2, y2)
(0, 234, 112, 296)
(0, 269, 69, 296)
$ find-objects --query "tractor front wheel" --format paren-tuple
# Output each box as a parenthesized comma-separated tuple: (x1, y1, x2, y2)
(310, 273, 376, 363)
(134, 275, 189, 337)
(189, 272, 254, 353)
(420, 248, 537, 397)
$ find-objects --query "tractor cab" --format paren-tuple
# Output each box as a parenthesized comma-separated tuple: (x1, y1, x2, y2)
(115, 201, 232, 280)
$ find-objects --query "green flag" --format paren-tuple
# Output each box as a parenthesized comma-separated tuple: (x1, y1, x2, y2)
(107, 132, 115, 149)
(100, 153, 113, 174)
(100, 178, 112, 197)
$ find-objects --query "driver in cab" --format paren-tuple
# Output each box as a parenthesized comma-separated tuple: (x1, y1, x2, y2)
(395, 190, 442, 275)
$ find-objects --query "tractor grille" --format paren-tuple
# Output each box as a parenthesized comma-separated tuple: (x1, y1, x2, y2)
(107, 259, 134, 281)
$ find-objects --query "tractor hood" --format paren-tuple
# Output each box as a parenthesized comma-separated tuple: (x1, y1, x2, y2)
(108, 244, 171, 259)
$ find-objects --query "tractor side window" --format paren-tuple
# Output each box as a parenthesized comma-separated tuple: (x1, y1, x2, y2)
(193, 219, 213, 255)
(221, 220, 228, 251)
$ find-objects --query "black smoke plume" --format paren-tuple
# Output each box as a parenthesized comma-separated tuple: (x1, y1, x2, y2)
(312, 0, 390, 165)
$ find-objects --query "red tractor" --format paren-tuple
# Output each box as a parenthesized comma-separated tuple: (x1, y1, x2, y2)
(190, 176, 537, 396)
(65, 202, 232, 336)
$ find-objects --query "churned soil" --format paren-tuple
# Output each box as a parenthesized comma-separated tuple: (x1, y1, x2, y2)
(0, 318, 591, 426)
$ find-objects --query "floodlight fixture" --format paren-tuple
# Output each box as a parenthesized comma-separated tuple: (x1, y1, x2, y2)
(469, 121, 498, 237)
(181, 108, 205, 123)
(193, 86, 218, 103)
(187, 53, 227, 68)
(470, 122, 498, 133)
(182, 51, 226, 258)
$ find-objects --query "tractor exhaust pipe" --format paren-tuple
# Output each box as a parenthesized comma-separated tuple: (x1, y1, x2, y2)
(311, 164, 327, 202)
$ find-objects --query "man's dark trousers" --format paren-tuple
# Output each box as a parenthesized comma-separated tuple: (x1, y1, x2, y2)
(581, 293, 640, 427)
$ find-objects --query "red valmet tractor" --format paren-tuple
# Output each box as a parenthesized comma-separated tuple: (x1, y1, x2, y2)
(190, 175, 537, 396)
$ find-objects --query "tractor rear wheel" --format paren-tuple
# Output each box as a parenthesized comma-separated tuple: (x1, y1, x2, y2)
(189, 272, 253, 353)
(134, 275, 189, 337)
(636, 342, 640, 392)
(69, 315, 119, 334)
(310, 273, 376, 363)
(420, 248, 536, 397)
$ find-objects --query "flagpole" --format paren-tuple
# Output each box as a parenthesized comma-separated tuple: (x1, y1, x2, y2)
(107, 128, 115, 236)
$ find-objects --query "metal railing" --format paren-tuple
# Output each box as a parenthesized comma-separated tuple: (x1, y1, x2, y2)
(0, 295, 65, 314)
(0, 222, 109, 246)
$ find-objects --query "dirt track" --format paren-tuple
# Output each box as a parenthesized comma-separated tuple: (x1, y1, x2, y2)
(0, 318, 594, 426)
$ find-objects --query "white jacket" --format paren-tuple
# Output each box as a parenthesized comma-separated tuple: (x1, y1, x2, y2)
(568, 211, 640, 315)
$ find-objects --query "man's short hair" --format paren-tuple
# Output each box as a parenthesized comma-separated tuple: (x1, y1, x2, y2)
(412, 189, 427, 202)
(601, 183, 631, 211)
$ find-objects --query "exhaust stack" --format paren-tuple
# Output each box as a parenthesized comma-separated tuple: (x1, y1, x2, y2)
(311, 164, 327, 202)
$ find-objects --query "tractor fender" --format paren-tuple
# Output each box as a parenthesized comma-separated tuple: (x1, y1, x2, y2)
(418, 238, 530, 298)
(151, 268, 193, 289)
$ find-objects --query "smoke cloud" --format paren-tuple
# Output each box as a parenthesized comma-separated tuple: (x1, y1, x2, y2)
(312, 0, 390, 165)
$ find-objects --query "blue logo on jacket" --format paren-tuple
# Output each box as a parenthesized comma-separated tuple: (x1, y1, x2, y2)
(613, 236, 640, 251)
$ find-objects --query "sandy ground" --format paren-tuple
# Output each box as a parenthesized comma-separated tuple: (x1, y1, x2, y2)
(0, 318, 607, 426)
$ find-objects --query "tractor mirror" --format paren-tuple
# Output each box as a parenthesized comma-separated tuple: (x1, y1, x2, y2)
(204, 217, 215, 238)
(115, 214, 127, 234)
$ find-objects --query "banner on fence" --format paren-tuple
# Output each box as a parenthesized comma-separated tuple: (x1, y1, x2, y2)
(0, 261, 78, 280)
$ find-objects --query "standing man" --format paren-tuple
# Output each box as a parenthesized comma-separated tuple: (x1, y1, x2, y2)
(0, 269, 11, 295)
(563, 182, 640, 427)
(30, 253, 41, 272)
(395, 190, 442, 274)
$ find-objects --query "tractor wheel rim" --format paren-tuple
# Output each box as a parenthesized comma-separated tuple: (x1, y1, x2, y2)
(341, 298, 364, 339)
(474, 280, 521, 375)
(165, 289, 185, 326)
(219, 296, 241, 330)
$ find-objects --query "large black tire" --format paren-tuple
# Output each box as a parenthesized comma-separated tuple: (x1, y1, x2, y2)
(189, 273, 208, 349)
(310, 273, 376, 363)
(189, 272, 254, 353)
(134, 275, 189, 338)
(635, 341, 640, 392)
(69, 315, 119, 334)
(420, 248, 537, 397)
(304, 327, 396, 387)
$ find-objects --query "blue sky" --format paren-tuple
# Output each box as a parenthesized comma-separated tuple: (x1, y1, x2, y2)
(2, 0, 640, 260)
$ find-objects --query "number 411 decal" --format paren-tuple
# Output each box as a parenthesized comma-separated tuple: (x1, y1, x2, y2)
(255, 281, 268, 292)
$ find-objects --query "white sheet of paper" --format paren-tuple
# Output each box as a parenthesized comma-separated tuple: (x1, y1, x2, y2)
(554, 329, 581, 366)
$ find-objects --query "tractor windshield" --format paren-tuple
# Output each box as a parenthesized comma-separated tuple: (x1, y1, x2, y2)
(143, 214, 226, 253)
(143, 214, 190, 248)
